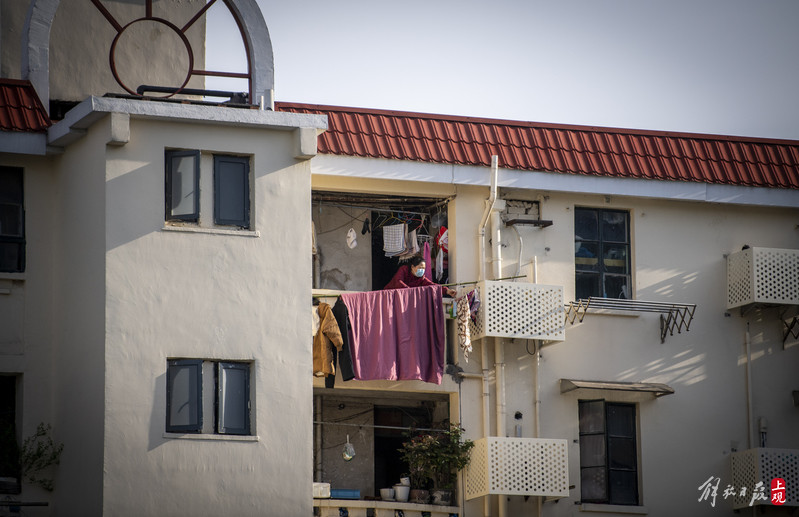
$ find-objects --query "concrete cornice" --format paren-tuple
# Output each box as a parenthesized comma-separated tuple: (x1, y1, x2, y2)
(47, 96, 328, 150)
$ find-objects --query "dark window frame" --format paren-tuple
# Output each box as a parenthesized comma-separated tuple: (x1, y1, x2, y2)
(165, 359, 203, 433)
(574, 207, 631, 299)
(0, 167, 25, 273)
(213, 155, 250, 228)
(166, 359, 252, 436)
(217, 362, 251, 435)
(165, 150, 200, 223)
(579, 399, 639, 505)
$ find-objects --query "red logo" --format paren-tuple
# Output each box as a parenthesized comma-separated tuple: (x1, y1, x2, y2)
(771, 478, 786, 506)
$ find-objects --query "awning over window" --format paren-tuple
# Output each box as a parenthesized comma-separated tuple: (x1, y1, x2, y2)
(559, 379, 674, 398)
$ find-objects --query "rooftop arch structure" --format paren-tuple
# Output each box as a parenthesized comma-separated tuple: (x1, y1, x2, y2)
(21, 0, 274, 113)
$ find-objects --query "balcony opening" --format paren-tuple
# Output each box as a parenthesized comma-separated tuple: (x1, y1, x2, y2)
(313, 389, 450, 499)
(311, 191, 451, 292)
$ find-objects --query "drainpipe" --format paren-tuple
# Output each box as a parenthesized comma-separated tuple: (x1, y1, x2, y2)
(745, 323, 753, 450)
(478, 156, 499, 282)
(486, 158, 508, 517)
(477, 156, 498, 517)
(481, 343, 492, 517)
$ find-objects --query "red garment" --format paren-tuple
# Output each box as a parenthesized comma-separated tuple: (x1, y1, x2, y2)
(384, 265, 438, 290)
(340, 286, 445, 384)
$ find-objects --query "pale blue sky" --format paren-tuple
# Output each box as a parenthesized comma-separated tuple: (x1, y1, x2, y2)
(205, 0, 799, 140)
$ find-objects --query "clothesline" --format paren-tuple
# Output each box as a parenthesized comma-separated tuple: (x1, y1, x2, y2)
(313, 421, 447, 433)
(441, 275, 527, 287)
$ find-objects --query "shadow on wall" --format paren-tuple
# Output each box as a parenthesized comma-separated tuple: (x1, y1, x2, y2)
(148, 372, 167, 452)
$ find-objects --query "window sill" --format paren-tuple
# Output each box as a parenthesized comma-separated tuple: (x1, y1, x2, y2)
(578, 503, 648, 514)
(162, 225, 260, 238)
(163, 432, 259, 442)
(0, 273, 25, 281)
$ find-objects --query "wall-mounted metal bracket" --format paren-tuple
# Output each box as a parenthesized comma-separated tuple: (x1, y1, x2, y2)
(564, 297, 697, 343)
(780, 308, 799, 346)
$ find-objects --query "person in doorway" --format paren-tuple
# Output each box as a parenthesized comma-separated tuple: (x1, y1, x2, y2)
(384, 255, 456, 297)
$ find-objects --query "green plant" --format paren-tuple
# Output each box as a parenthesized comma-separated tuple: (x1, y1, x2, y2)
(20, 423, 64, 491)
(399, 423, 474, 490)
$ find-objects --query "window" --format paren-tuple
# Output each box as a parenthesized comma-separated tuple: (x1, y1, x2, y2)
(214, 155, 250, 228)
(579, 400, 639, 505)
(575, 207, 630, 299)
(164, 151, 251, 229)
(166, 359, 251, 435)
(165, 150, 200, 222)
(0, 167, 24, 273)
(0, 375, 20, 494)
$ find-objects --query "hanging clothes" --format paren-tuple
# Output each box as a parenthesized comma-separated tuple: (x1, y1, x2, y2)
(313, 302, 343, 377)
(456, 296, 472, 363)
(383, 223, 406, 255)
(341, 286, 445, 384)
(331, 299, 356, 383)
(423, 241, 433, 282)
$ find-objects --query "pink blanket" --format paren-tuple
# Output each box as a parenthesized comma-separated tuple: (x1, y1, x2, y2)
(341, 286, 445, 384)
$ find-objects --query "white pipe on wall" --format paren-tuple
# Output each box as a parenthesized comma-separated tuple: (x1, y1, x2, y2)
(481, 341, 492, 517)
(745, 323, 753, 449)
(477, 156, 499, 282)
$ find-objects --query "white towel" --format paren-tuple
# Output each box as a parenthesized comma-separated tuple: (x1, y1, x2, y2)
(383, 223, 406, 253)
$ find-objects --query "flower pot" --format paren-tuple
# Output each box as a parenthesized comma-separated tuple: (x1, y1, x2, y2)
(409, 488, 429, 504)
(431, 488, 453, 506)
(393, 484, 410, 502)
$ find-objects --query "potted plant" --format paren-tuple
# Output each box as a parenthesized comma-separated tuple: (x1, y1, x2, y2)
(399, 424, 474, 506)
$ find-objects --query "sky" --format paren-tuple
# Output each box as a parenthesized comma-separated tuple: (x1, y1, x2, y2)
(205, 0, 799, 140)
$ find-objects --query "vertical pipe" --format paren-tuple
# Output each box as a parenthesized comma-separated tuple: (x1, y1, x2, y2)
(481, 341, 492, 517)
(314, 395, 322, 482)
(534, 339, 542, 517)
(495, 338, 507, 517)
(745, 323, 753, 449)
(477, 156, 499, 282)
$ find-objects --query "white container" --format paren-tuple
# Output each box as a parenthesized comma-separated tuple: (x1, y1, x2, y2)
(380, 487, 395, 500)
(313, 482, 331, 498)
(393, 484, 410, 502)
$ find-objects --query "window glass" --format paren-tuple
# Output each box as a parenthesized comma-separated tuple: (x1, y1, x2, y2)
(0, 167, 24, 273)
(580, 467, 607, 502)
(214, 155, 250, 227)
(575, 209, 598, 241)
(165, 150, 199, 222)
(170, 155, 198, 217)
(218, 362, 250, 435)
(166, 360, 202, 432)
(601, 211, 628, 242)
(574, 208, 630, 299)
(579, 400, 638, 506)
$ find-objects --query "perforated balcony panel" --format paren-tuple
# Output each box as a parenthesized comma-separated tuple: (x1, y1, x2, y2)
(727, 248, 799, 309)
(730, 448, 799, 509)
(469, 281, 565, 341)
(464, 437, 569, 500)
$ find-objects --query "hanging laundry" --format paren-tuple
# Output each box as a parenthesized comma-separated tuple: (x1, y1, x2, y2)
(331, 299, 356, 383)
(456, 296, 472, 363)
(313, 302, 343, 377)
(423, 241, 433, 281)
(383, 223, 406, 255)
(341, 286, 445, 384)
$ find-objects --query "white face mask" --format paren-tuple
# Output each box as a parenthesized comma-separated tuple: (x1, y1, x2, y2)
(414, 268, 425, 278)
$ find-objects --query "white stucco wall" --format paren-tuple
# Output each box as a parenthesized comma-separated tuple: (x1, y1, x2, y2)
(96, 115, 314, 516)
(311, 155, 799, 516)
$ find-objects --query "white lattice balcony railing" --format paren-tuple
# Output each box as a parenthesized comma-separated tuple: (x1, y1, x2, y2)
(727, 247, 799, 309)
(730, 448, 799, 509)
(464, 437, 569, 500)
(469, 281, 565, 341)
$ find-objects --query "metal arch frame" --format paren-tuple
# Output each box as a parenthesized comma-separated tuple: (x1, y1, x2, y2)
(564, 297, 697, 343)
(22, 0, 274, 112)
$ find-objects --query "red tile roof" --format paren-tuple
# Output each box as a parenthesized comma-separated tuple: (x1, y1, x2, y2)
(276, 102, 799, 189)
(0, 78, 51, 132)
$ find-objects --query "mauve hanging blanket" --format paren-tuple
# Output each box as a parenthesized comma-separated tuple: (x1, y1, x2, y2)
(340, 286, 445, 384)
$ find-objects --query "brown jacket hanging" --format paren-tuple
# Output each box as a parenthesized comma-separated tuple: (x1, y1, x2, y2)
(313, 302, 343, 376)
